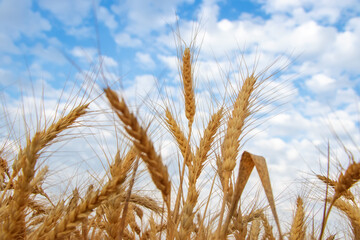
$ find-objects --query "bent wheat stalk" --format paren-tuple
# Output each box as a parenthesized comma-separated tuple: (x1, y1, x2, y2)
(220, 151, 282, 239)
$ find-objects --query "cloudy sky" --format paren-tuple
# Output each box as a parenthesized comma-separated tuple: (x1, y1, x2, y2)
(1, 0, 360, 226)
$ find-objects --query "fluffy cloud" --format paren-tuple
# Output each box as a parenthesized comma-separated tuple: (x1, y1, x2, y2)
(38, 0, 92, 26)
(114, 33, 142, 47)
(111, 0, 194, 36)
(305, 74, 336, 94)
(0, 0, 50, 39)
(28, 42, 67, 65)
(135, 52, 156, 69)
(258, 0, 360, 24)
(71, 46, 97, 62)
(98, 6, 118, 30)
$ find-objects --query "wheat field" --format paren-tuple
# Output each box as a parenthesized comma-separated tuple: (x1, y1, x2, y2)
(0, 44, 359, 240)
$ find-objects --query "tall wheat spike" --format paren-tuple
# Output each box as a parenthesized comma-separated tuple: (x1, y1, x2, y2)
(217, 73, 258, 237)
(220, 74, 257, 189)
(182, 47, 196, 126)
(105, 88, 171, 202)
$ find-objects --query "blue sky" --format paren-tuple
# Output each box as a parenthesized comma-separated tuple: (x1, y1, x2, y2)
(1, 0, 360, 225)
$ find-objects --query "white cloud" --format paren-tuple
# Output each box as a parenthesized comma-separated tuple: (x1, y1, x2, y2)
(111, 0, 194, 36)
(71, 46, 97, 62)
(334, 88, 359, 107)
(38, 0, 92, 26)
(258, 0, 360, 24)
(320, 28, 360, 74)
(114, 33, 142, 47)
(346, 17, 360, 32)
(27, 62, 54, 81)
(98, 6, 117, 30)
(135, 52, 155, 69)
(305, 74, 336, 93)
(102, 56, 118, 67)
(0, 0, 50, 39)
(66, 26, 93, 39)
(217, 19, 233, 32)
(196, 0, 220, 25)
(28, 43, 67, 65)
(123, 74, 157, 99)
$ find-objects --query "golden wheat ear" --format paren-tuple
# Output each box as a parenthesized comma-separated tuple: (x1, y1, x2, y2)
(319, 161, 360, 240)
(182, 47, 196, 126)
(104, 87, 171, 208)
(260, 212, 276, 240)
(316, 174, 355, 202)
(164, 108, 193, 167)
(333, 162, 360, 202)
(290, 196, 306, 240)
